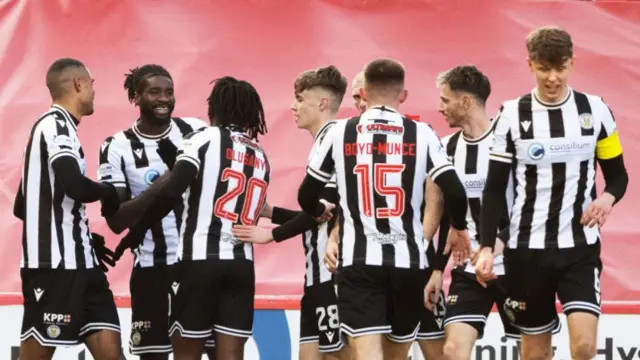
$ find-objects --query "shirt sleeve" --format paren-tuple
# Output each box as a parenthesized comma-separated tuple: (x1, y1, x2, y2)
(41, 116, 81, 165)
(97, 136, 127, 188)
(175, 127, 211, 172)
(594, 98, 623, 160)
(488, 107, 516, 164)
(306, 124, 337, 184)
(424, 124, 455, 181)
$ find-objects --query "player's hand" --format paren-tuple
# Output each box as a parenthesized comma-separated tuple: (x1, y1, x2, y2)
(580, 193, 615, 228)
(232, 225, 274, 244)
(260, 201, 273, 219)
(424, 270, 443, 312)
(470, 238, 505, 266)
(317, 200, 335, 223)
(113, 226, 146, 262)
(90, 232, 116, 272)
(100, 183, 121, 217)
(156, 138, 178, 170)
(475, 247, 497, 288)
(324, 236, 339, 273)
(445, 227, 471, 266)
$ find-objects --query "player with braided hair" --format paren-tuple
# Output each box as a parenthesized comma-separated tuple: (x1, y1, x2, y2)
(116, 75, 272, 360)
(97, 64, 214, 359)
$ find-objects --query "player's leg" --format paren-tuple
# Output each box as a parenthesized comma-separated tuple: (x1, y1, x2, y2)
(556, 243, 602, 360)
(213, 260, 255, 360)
(312, 282, 348, 360)
(168, 261, 213, 359)
(128, 266, 173, 359)
(385, 268, 434, 360)
(80, 268, 125, 360)
(204, 337, 217, 359)
(299, 289, 322, 360)
(502, 248, 559, 360)
(416, 290, 445, 360)
(18, 269, 75, 360)
(441, 271, 495, 360)
(337, 265, 390, 360)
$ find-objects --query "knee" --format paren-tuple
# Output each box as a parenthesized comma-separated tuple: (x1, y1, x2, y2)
(443, 340, 466, 360)
(571, 338, 596, 360)
(521, 346, 552, 360)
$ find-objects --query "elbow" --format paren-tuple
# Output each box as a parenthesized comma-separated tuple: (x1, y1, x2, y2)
(105, 217, 126, 234)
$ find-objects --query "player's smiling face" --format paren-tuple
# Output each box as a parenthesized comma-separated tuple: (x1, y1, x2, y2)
(136, 75, 175, 123)
(291, 89, 322, 130)
(528, 57, 573, 104)
(438, 84, 465, 128)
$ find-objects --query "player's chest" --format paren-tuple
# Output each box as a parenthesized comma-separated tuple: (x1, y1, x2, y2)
(451, 142, 490, 198)
(121, 138, 179, 190)
(512, 113, 597, 165)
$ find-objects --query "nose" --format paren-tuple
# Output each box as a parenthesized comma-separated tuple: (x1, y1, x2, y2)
(290, 101, 297, 112)
(548, 70, 559, 82)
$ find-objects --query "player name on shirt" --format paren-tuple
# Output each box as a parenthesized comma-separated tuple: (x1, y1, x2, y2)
(20, 105, 96, 270)
(98, 117, 207, 267)
(442, 123, 513, 276)
(490, 88, 620, 249)
(306, 106, 455, 269)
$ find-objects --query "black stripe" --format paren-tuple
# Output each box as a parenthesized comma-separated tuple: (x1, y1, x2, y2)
(123, 129, 149, 168)
(371, 126, 393, 266)
(39, 135, 53, 268)
(151, 221, 168, 266)
(172, 117, 197, 137)
(468, 198, 481, 240)
(573, 91, 594, 137)
(343, 118, 366, 263)
(54, 115, 70, 136)
(71, 200, 85, 268)
(308, 229, 321, 285)
(181, 141, 210, 261)
(464, 144, 479, 174)
(572, 161, 589, 246)
(400, 119, 418, 268)
(446, 132, 461, 160)
(207, 132, 234, 258)
(544, 163, 566, 247)
(548, 109, 565, 138)
(518, 94, 534, 140)
(516, 165, 537, 246)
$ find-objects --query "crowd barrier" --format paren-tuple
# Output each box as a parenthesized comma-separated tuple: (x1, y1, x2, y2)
(0, 294, 638, 360)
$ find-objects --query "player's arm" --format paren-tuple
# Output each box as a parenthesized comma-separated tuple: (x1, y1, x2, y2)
(479, 112, 514, 251)
(96, 137, 168, 233)
(270, 183, 338, 243)
(43, 121, 119, 212)
(594, 101, 628, 204)
(298, 126, 337, 217)
(13, 180, 25, 221)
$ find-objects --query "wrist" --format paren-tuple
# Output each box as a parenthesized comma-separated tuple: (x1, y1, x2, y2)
(600, 192, 616, 206)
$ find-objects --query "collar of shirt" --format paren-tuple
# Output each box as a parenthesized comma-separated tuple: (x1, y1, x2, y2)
(51, 104, 79, 128)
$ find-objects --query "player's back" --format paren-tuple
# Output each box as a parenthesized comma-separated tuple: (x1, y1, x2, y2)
(176, 126, 270, 262)
(330, 106, 447, 269)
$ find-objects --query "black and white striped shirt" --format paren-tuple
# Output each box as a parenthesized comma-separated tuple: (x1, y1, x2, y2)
(98, 117, 207, 267)
(442, 123, 514, 275)
(175, 127, 270, 261)
(303, 121, 337, 287)
(20, 105, 95, 269)
(490, 88, 619, 249)
(306, 106, 454, 269)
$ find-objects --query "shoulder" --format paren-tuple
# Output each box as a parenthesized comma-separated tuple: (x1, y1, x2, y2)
(173, 116, 209, 131)
(440, 130, 460, 148)
(32, 109, 65, 133)
(100, 130, 129, 152)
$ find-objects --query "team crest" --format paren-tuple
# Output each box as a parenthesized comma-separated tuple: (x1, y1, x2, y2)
(132, 332, 142, 346)
(46, 324, 61, 338)
(579, 113, 594, 130)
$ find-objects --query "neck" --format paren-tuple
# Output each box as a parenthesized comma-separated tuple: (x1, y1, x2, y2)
(308, 113, 336, 138)
(460, 109, 490, 139)
(535, 85, 569, 105)
(52, 100, 82, 123)
(136, 116, 171, 136)
(366, 97, 401, 112)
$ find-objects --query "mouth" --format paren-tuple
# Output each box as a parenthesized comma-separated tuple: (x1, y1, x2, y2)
(153, 105, 170, 116)
(545, 84, 560, 94)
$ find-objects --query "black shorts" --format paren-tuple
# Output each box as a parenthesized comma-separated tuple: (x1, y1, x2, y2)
(129, 265, 215, 354)
(169, 259, 255, 340)
(337, 265, 426, 343)
(443, 270, 519, 339)
(503, 242, 601, 336)
(20, 268, 120, 347)
(417, 271, 446, 341)
(300, 281, 343, 353)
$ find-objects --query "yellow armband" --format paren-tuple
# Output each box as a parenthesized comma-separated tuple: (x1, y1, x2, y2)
(596, 130, 623, 160)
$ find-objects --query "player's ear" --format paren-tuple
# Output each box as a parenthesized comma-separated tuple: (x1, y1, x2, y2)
(527, 57, 535, 73)
(399, 89, 408, 104)
(319, 98, 328, 112)
(72, 77, 83, 93)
